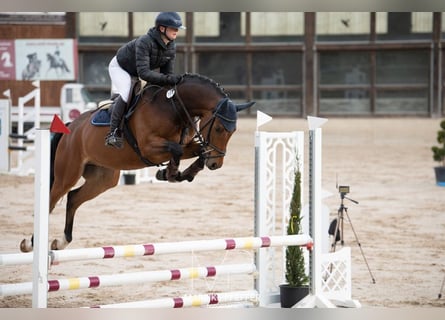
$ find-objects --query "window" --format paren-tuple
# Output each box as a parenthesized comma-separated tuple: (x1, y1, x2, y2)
(316, 12, 371, 41)
(319, 52, 371, 115)
(242, 12, 304, 37)
(133, 12, 158, 36)
(195, 13, 245, 43)
(78, 12, 128, 37)
(411, 12, 433, 33)
(252, 52, 301, 85)
(252, 52, 302, 115)
(375, 50, 430, 115)
(197, 52, 247, 85)
(376, 12, 433, 40)
(0, 12, 65, 24)
(194, 12, 220, 37)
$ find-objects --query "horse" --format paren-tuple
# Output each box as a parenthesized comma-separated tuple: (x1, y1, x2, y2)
(46, 52, 70, 77)
(22, 52, 41, 80)
(20, 73, 255, 252)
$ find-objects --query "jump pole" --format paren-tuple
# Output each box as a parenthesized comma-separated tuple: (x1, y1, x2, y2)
(96, 290, 259, 308)
(0, 235, 312, 266)
(2, 263, 256, 296)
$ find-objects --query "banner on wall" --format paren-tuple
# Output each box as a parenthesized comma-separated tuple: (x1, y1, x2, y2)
(0, 40, 15, 80)
(0, 39, 77, 81)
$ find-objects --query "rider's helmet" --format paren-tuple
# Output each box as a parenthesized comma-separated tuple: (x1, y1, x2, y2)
(155, 12, 186, 30)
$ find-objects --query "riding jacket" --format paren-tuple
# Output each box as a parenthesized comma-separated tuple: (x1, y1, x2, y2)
(116, 27, 176, 84)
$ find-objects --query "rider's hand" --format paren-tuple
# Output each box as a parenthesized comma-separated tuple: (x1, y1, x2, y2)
(165, 74, 183, 85)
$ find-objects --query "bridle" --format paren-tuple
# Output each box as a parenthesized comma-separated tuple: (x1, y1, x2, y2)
(169, 87, 230, 160)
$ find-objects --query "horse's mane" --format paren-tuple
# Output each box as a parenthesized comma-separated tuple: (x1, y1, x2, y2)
(182, 73, 228, 97)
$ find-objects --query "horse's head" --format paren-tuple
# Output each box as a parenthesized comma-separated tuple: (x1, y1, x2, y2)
(174, 73, 255, 170)
(199, 97, 255, 170)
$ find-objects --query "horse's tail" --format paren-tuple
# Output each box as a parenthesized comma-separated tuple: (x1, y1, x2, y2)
(50, 131, 64, 190)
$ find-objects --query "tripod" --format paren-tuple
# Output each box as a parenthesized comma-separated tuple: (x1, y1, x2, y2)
(438, 273, 445, 299)
(330, 192, 376, 284)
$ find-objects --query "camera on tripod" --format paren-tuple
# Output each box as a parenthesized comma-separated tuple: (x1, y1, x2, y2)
(338, 185, 350, 196)
(329, 182, 376, 283)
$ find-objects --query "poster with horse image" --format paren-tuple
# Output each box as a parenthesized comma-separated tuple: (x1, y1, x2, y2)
(14, 39, 77, 81)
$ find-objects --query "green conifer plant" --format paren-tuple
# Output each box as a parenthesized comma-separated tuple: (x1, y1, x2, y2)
(432, 119, 445, 166)
(284, 161, 309, 287)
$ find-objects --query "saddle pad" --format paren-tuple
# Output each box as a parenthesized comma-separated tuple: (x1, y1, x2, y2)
(91, 108, 111, 126)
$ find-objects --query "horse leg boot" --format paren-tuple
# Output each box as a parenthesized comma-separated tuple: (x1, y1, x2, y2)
(105, 95, 127, 149)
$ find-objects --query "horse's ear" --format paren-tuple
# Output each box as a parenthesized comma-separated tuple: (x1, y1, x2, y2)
(236, 101, 255, 112)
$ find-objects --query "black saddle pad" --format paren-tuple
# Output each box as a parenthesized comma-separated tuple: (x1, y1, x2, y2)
(91, 108, 112, 126)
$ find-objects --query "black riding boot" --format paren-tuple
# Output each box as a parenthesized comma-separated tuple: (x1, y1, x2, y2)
(105, 95, 127, 149)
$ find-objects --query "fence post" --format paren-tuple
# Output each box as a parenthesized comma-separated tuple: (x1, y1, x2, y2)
(0, 99, 10, 172)
(32, 129, 50, 308)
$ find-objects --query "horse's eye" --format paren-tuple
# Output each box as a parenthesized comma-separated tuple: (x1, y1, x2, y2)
(215, 125, 225, 133)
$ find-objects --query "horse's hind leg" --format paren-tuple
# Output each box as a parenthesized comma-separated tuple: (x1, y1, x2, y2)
(20, 156, 85, 252)
(51, 165, 120, 250)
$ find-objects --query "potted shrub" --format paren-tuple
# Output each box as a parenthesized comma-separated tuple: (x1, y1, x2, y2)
(279, 161, 309, 308)
(431, 119, 445, 186)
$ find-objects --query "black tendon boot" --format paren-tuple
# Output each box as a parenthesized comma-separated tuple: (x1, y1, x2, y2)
(105, 95, 127, 149)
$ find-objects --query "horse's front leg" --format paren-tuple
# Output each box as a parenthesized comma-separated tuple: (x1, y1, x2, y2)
(156, 155, 205, 183)
(175, 156, 205, 182)
(155, 141, 183, 182)
(174, 141, 206, 182)
(167, 139, 206, 182)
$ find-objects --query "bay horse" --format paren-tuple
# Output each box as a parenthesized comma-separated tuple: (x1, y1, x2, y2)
(20, 73, 254, 252)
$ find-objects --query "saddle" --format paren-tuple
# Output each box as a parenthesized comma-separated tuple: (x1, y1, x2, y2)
(91, 79, 144, 126)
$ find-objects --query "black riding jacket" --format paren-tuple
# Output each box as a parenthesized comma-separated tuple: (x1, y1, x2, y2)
(116, 27, 176, 84)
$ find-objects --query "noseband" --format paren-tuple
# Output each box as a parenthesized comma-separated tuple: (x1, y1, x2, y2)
(197, 99, 230, 159)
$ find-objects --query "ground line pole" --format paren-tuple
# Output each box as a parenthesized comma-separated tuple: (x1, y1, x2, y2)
(32, 129, 50, 308)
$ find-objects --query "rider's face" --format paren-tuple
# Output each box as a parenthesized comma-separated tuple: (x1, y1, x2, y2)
(165, 27, 179, 40)
(160, 26, 180, 43)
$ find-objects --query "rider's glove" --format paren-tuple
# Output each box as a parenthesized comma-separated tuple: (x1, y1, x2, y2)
(165, 74, 183, 85)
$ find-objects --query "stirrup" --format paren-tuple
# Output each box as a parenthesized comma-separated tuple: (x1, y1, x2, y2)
(105, 131, 124, 149)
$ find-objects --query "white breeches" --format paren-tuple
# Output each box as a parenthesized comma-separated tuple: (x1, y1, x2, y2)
(108, 56, 131, 103)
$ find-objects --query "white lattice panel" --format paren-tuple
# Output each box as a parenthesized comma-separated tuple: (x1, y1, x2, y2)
(320, 247, 352, 301)
(254, 131, 305, 306)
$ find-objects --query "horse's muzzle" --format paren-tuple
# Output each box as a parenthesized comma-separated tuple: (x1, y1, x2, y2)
(206, 157, 223, 170)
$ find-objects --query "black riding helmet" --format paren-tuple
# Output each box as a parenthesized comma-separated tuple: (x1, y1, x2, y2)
(155, 12, 186, 30)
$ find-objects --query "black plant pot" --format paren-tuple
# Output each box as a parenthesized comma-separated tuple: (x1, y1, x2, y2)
(123, 173, 136, 185)
(434, 166, 445, 187)
(279, 284, 309, 308)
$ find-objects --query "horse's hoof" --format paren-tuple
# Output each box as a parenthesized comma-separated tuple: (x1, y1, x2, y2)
(155, 169, 167, 181)
(51, 239, 60, 250)
(20, 239, 33, 252)
(168, 173, 179, 183)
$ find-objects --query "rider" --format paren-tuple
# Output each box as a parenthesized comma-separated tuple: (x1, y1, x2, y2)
(105, 12, 185, 149)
